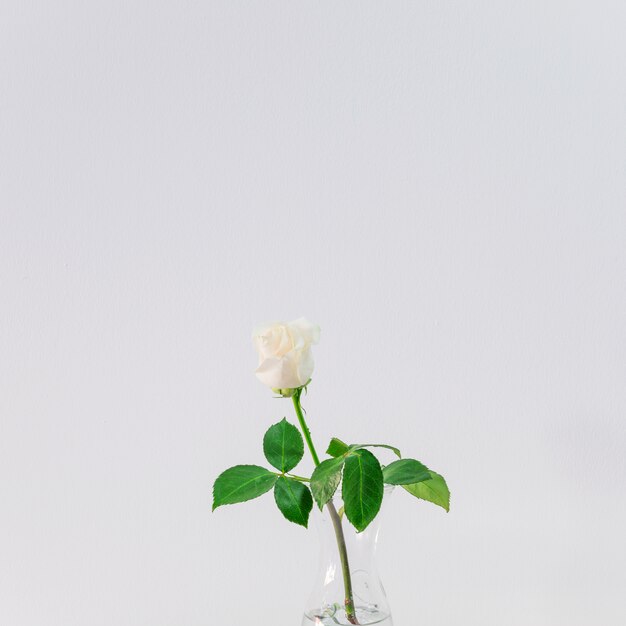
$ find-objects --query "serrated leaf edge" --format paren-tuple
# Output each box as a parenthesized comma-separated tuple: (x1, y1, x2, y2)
(342, 449, 384, 533)
(310, 457, 344, 510)
(212, 465, 277, 511)
(401, 472, 451, 512)
(274, 476, 312, 528)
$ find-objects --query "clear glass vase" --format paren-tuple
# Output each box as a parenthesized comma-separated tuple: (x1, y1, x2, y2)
(301, 486, 394, 626)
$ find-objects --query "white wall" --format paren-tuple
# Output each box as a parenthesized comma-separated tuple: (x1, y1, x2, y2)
(1, 2, 625, 625)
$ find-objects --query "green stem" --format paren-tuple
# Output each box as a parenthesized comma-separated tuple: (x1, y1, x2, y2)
(291, 390, 320, 465)
(326, 500, 357, 623)
(291, 389, 360, 625)
(286, 473, 311, 483)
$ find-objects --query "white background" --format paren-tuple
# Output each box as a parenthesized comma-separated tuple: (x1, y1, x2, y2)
(1, 2, 625, 625)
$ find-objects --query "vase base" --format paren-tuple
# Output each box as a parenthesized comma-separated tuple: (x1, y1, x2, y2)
(302, 606, 393, 626)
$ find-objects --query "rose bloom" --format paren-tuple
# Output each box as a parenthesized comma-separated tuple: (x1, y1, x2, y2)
(253, 318, 320, 390)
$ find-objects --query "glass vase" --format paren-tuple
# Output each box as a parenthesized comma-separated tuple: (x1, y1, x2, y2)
(301, 486, 394, 626)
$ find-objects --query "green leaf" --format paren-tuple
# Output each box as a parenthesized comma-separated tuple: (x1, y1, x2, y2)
(274, 476, 313, 527)
(383, 459, 431, 485)
(402, 471, 450, 512)
(342, 449, 384, 532)
(310, 456, 345, 509)
(212, 465, 277, 511)
(326, 437, 351, 457)
(263, 418, 304, 473)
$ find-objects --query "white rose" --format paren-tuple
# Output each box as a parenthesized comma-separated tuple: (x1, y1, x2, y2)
(253, 317, 320, 390)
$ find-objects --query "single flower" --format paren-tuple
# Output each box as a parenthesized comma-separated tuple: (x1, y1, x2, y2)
(253, 317, 320, 391)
